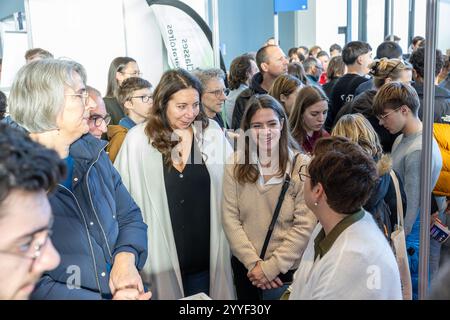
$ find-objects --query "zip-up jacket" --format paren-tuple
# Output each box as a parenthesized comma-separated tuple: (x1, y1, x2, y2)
(31, 134, 147, 300)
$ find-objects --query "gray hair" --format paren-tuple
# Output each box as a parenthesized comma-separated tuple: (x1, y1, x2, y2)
(192, 68, 225, 89)
(9, 59, 85, 133)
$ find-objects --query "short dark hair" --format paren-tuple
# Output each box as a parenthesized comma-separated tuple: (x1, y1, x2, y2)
(376, 41, 403, 59)
(0, 123, 65, 215)
(342, 41, 372, 65)
(118, 77, 153, 106)
(409, 47, 444, 78)
(0, 91, 6, 120)
(309, 136, 378, 214)
(256, 45, 276, 73)
(329, 44, 342, 54)
(412, 36, 425, 46)
(288, 47, 298, 57)
(373, 82, 421, 116)
(317, 51, 329, 59)
(228, 54, 255, 90)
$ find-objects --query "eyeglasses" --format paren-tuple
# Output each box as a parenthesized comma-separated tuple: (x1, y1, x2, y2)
(376, 106, 403, 121)
(298, 164, 311, 182)
(205, 88, 230, 98)
(89, 113, 111, 127)
(121, 71, 143, 77)
(65, 91, 89, 106)
(131, 95, 153, 103)
(0, 228, 53, 271)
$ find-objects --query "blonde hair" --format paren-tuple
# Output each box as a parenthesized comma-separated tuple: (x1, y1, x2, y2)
(369, 58, 410, 88)
(331, 113, 383, 160)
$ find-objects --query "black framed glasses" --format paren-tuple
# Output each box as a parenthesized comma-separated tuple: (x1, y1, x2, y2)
(205, 88, 230, 98)
(298, 164, 311, 182)
(0, 228, 53, 271)
(131, 95, 153, 103)
(89, 113, 111, 127)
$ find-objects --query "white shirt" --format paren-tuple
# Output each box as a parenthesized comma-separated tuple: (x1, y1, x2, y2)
(289, 211, 402, 300)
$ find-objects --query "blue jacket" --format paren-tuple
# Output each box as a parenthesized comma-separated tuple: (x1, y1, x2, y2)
(31, 134, 148, 300)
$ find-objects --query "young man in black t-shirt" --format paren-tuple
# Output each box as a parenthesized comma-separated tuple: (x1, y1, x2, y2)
(325, 41, 373, 131)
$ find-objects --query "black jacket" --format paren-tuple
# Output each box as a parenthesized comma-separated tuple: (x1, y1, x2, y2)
(231, 72, 267, 130)
(413, 82, 450, 123)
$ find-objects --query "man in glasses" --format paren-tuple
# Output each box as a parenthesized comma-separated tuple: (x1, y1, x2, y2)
(374, 82, 443, 299)
(107, 77, 153, 163)
(193, 68, 229, 129)
(0, 123, 63, 299)
(87, 86, 110, 140)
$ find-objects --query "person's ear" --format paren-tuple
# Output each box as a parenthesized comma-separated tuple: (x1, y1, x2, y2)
(280, 94, 288, 104)
(280, 118, 284, 131)
(261, 61, 270, 73)
(385, 77, 392, 83)
(116, 71, 125, 83)
(124, 99, 133, 110)
(313, 181, 325, 203)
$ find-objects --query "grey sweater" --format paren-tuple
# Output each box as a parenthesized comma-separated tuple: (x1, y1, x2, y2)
(391, 131, 442, 235)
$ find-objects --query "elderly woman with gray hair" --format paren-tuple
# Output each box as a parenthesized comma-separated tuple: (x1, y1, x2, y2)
(8, 59, 149, 300)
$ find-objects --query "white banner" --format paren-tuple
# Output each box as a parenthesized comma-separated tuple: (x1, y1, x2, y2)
(149, 0, 215, 71)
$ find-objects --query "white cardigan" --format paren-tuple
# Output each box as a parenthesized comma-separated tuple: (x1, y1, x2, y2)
(114, 120, 235, 300)
(289, 211, 402, 300)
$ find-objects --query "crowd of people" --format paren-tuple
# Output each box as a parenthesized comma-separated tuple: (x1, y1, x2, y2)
(0, 37, 450, 300)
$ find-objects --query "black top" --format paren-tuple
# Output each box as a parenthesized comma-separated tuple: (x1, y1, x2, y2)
(163, 137, 211, 276)
(325, 73, 369, 131)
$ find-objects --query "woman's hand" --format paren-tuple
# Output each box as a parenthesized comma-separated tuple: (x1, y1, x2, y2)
(247, 261, 283, 290)
(109, 252, 144, 295)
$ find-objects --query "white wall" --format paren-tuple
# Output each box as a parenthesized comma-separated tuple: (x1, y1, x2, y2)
(27, 0, 128, 95)
(25, 0, 210, 94)
(438, 0, 450, 54)
(295, 0, 347, 50)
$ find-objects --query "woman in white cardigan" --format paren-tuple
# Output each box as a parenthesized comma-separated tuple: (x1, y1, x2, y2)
(114, 69, 235, 300)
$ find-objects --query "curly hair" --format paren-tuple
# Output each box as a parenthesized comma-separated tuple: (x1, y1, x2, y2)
(228, 54, 255, 90)
(145, 69, 209, 167)
(0, 123, 65, 211)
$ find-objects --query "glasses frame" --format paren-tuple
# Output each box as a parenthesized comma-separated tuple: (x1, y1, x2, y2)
(89, 113, 112, 127)
(0, 228, 53, 271)
(130, 95, 153, 104)
(65, 91, 89, 106)
(205, 88, 230, 98)
(298, 164, 311, 182)
(120, 71, 143, 77)
(377, 105, 403, 121)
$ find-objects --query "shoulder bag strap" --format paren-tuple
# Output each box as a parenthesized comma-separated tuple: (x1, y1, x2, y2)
(389, 170, 404, 229)
(260, 153, 300, 260)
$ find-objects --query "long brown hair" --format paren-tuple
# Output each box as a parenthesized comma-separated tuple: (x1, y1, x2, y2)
(289, 85, 328, 145)
(105, 56, 136, 98)
(145, 69, 209, 167)
(234, 94, 298, 184)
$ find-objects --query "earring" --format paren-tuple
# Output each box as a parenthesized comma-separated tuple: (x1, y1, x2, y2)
(314, 202, 318, 206)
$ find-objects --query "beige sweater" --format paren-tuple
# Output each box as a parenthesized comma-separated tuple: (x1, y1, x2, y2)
(222, 153, 317, 281)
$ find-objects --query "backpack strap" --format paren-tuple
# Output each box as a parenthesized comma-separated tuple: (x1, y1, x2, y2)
(260, 153, 300, 260)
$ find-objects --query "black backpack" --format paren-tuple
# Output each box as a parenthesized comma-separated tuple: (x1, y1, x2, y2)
(367, 199, 394, 242)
